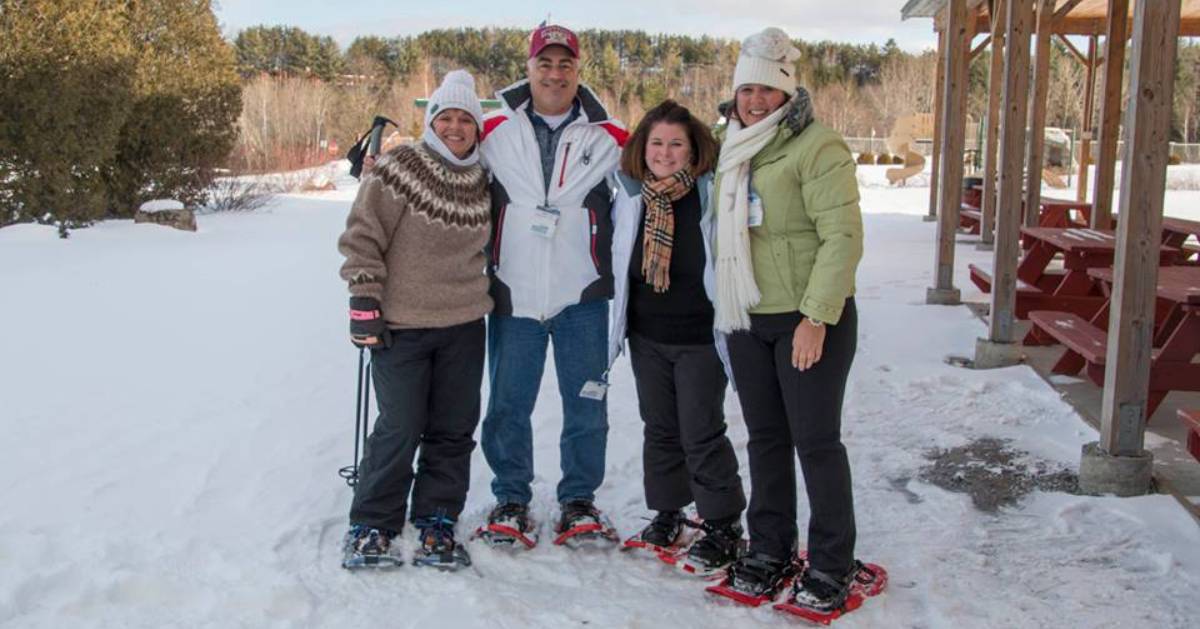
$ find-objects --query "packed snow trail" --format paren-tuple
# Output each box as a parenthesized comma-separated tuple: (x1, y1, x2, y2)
(1, 164, 1198, 628)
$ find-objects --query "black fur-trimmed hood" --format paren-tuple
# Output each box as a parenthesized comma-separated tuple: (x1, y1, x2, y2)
(717, 87, 814, 137)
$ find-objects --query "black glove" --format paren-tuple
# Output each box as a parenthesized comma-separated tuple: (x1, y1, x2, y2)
(349, 296, 390, 347)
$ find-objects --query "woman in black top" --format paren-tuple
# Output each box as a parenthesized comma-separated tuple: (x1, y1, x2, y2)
(607, 100, 746, 576)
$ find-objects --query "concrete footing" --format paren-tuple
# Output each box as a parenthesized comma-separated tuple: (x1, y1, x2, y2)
(922, 214, 938, 222)
(926, 287, 962, 305)
(1078, 442, 1154, 497)
(973, 338, 1022, 369)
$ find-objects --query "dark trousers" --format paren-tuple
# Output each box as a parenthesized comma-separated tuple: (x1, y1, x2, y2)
(349, 319, 485, 533)
(726, 299, 857, 575)
(628, 333, 745, 521)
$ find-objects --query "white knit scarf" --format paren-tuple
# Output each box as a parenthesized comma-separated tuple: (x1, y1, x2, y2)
(714, 105, 790, 332)
(422, 127, 480, 168)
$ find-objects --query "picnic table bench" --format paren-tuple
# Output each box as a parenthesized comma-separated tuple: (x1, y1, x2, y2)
(1026, 266, 1200, 420)
(969, 228, 1178, 319)
(960, 203, 983, 234)
(1161, 217, 1200, 264)
(1178, 410, 1200, 462)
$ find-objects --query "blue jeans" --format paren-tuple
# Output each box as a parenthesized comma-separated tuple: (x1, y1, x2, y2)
(482, 300, 609, 505)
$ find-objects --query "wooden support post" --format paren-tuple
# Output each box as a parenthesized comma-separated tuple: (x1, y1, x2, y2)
(1092, 0, 1129, 228)
(986, 0, 1035, 345)
(927, 31, 947, 222)
(1077, 36, 1098, 203)
(1100, 0, 1181, 456)
(1024, 0, 1055, 227)
(981, 0, 1006, 247)
(928, 0, 970, 305)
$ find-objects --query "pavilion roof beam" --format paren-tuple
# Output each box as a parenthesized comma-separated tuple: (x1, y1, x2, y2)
(1054, 0, 1088, 21)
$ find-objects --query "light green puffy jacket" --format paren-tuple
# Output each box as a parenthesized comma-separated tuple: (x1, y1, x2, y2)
(716, 93, 864, 325)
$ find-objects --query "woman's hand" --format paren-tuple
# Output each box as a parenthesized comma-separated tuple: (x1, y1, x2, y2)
(791, 319, 825, 371)
(362, 155, 377, 174)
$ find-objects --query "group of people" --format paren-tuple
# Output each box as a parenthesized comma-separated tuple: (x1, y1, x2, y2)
(336, 23, 865, 613)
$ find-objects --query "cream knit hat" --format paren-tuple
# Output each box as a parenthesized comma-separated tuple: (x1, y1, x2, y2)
(425, 69, 484, 133)
(733, 27, 802, 94)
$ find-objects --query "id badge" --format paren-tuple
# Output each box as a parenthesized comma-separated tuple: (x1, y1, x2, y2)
(579, 380, 608, 401)
(531, 205, 560, 238)
(748, 189, 764, 228)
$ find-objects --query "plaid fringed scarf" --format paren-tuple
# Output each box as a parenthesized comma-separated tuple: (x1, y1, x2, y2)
(640, 169, 697, 293)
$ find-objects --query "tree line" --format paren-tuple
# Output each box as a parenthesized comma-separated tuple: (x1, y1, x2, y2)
(4, 11, 1198, 233)
(232, 25, 1200, 178)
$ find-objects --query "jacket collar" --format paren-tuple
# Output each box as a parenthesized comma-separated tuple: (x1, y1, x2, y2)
(496, 79, 612, 124)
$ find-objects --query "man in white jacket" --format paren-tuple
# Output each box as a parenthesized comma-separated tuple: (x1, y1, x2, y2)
(475, 24, 628, 548)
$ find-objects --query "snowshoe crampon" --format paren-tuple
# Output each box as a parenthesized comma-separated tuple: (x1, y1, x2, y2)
(474, 504, 539, 550)
(677, 521, 745, 579)
(554, 518, 620, 548)
(774, 560, 888, 624)
(412, 543, 473, 571)
(704, 553, 799, 606)
(621, 513, 700, 565)
(411, 516, 471, 571)
(553, 501, 619, 549)
(341, 526, 404, 570)
(677, 551, 738, 579)
(473, 523, 539, 550)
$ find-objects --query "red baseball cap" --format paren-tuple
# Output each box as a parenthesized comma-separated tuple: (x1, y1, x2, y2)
(528, 24, 579, 59)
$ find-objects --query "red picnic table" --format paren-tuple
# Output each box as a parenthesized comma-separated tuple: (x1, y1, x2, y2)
(1037, 198, 1093, 229)
(969, 228, 1179, 319)
(959, 197, 1095, 235)
(1161, 216, 1200, 264)
(1178, 410, 1200, 462)
(1026, 265, 1200, 421)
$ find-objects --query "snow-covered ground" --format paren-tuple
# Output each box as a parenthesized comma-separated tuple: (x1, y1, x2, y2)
(1, 162, 1198, 629)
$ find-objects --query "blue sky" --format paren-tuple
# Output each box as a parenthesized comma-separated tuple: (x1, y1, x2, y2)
(212, 0, 939, 52)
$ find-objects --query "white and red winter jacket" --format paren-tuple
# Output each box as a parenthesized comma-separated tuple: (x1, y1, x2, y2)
(480, 80, 627, 321)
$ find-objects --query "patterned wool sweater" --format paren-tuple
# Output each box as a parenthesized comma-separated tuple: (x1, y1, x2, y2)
(338, 142, 492, 329)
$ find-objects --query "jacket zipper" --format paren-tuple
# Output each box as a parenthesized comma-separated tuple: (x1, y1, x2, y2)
(558, 143, 572, 188)
(588, 208, 600, 272)
(492, 204, 508, 266)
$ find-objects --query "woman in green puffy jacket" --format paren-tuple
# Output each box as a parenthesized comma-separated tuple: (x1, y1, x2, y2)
(708, 27, 866, 615)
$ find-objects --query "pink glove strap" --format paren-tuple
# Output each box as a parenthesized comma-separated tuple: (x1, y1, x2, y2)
(349, 309, 380, 321)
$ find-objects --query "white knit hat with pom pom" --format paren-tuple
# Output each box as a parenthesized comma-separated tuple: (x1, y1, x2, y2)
(425, 69, 484, 133)
(733, 27, 802, 94)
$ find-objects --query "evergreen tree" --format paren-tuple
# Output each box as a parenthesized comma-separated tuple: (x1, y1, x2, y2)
(0, 0, 134, 230)
(106, 0, 241, 216)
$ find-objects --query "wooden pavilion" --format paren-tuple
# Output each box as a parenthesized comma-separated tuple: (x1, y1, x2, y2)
(903, 0, 1195, 495)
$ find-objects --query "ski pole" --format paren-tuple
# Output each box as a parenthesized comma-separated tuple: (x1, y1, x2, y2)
(339, 347, 372, 486)
(361, 351, 371, 470)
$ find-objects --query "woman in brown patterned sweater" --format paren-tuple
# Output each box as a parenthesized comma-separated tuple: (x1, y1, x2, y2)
(336, 70, 491, 571)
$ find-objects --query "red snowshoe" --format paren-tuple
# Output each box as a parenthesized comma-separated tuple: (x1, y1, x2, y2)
(774, 557, 888, 624)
